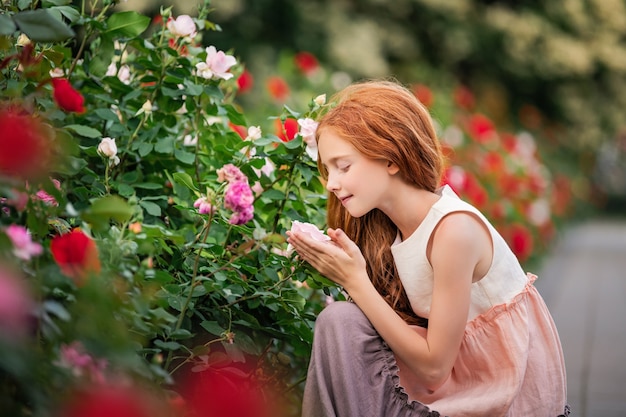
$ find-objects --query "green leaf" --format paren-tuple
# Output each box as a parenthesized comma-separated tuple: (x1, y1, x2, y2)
(172, 172, 198, 192)
(139, 200, 161, 216)
(13, 9, 75, 42)
(65, 124, 102, 138)
(154, 340, 181, 351)
(106, 11, 150, 38)
(174, 148, 195, 165)
(82, 195, 133, 230)
(43, 0, 72, 6)
(117, 183, 135, 197)
(200, 321, 226, 336)
(58, 6, 81, 21)
(138, 142, 153, 157)
(0, 15, 17, 36)
(224, 104, 247, 126)
(134, 182, 163, 190)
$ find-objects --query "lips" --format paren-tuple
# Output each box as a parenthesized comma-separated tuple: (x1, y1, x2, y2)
(338, 195, 352, 205)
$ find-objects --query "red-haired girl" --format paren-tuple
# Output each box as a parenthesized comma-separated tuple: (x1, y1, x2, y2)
(287, 80, 569, 417)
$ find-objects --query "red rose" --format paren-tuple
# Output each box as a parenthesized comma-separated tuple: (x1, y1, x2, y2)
(466, 114, 496, 144)
(294, 51, 319, 76)
(58, 384, 155, 417)
(50, 229, 101, 286)
(51, 78, 85, 114)
(411, 84, 434, 108)
(506, 223, 534, 263)
(266, 76, 290, 101)
(236, 69, 254, 94)
(229, 122, 247, 139)
(453, 85, 475, 110)
(274, 118, 298, 142)
(0, 107, 52, 179)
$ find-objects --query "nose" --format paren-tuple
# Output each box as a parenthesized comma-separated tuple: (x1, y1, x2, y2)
(325, 172, 339, 192)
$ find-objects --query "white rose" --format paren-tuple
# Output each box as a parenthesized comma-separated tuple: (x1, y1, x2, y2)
(314, 94, 326, 106)
(142, 100, 153, 114)
(98, 137, 120, 165)
(245, 126, 262, 141)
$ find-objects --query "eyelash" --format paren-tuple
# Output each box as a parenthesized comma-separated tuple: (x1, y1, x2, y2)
(339, 165, 350, 172)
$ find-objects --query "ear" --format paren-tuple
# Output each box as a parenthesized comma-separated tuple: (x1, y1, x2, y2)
(386, 161, 400, 175)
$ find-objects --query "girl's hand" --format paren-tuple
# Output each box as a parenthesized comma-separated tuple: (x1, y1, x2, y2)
(286, 228, 368, 291)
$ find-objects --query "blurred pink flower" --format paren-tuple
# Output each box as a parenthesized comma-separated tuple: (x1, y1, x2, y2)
(0, 266, 33, 339)
(229, 205, 254, 225)
(35, 178, 61, 206)
(298, 118, 318, 160)
(194, 196, 216, 215)
(166, 15, 197, 38)
(1, 189, 29, 213)
(5, 225, 43, 261)
(58, 341, 107, 383)
(224, 181, 254, 211)
(195, 46, 236, 80)
(224, 181, 254, 225)
(216, 163, 246, 183)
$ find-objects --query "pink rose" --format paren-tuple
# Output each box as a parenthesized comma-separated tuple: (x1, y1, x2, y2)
(290, 220, 330, 242)
(167, 15, 197, 38)
(195, 46, 237, 80)
(5, 225, 43, 261)
(194, 196, 216, 215)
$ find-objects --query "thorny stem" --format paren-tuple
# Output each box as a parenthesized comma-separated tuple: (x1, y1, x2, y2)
(68, 1, 114, 77)
(218, 266, 299, 309)
(167, 335, 227, 376)
(164, 213, 214, 370)
(270, 153, 302, 235)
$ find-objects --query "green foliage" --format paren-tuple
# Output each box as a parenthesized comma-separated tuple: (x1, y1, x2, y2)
(0, 0, 334, 415)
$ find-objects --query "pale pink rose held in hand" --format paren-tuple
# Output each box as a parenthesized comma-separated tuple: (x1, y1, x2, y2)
(291, 221, 330, 242)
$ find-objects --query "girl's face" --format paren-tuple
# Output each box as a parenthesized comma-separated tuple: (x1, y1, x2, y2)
(318, 128, 398, 218)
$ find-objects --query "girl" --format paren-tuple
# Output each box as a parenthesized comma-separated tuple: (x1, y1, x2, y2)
(287, 80, 569, 417)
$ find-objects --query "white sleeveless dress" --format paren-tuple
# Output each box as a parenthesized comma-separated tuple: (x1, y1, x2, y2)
(390, 185, 568, 417)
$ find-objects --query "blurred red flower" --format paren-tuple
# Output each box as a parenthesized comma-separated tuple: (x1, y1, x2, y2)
(0, 106, 52, 180)
(467, 114, 496, 144)
(167, 38, 188, 56)
(453, 85, 475, 110)
(411, 84, 434, 108)
(236, 69, 254, 94)
(57, 384, 158, 417)
(506, 223, 534, 262)
(180, 368, 273, 417)
(266, 76, 290, 101)
(50, 229, 101, 286)
(51, 78, 85, 114)
(229, 122, 247, 139)
(482, 150, 504, 173)
(274, 118, 298, 142)
(294, 51, 319, 76)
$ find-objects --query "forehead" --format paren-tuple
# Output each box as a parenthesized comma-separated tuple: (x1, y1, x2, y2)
(317, 128, 358, 163)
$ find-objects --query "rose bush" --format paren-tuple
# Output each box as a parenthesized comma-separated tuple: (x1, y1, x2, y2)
(0, 1, 573, 415)
(1, 1, 334, 415)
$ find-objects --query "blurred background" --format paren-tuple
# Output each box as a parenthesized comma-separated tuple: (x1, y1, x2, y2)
(120, 0, 626, 415)
(120, 0, 626, 214)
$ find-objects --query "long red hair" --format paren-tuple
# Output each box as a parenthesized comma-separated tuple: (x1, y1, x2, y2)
(316, 79, 444, 326)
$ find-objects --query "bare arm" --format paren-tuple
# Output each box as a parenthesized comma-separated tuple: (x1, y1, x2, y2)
(286, 212, 489, 391)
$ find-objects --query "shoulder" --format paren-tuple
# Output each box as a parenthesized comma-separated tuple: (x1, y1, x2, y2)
(433, 211, 488, 243)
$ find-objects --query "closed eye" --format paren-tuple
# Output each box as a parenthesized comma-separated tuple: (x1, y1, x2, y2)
(339, 165, 351, 172)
